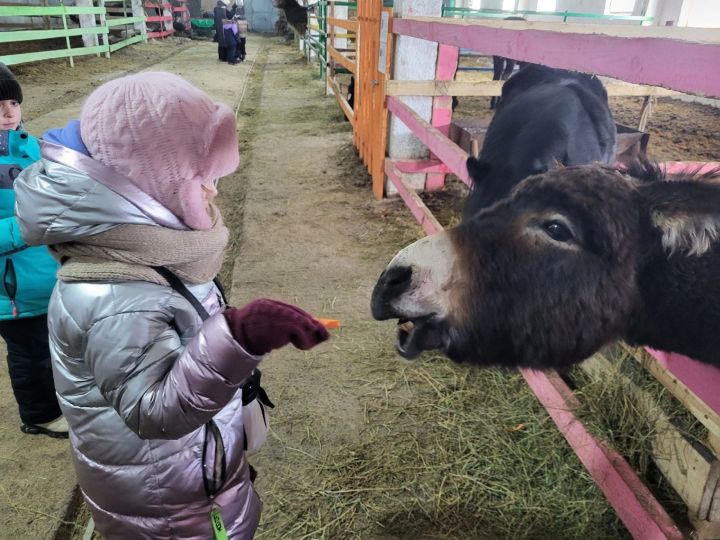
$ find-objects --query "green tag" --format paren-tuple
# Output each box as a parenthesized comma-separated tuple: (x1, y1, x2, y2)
(210, 505, 229, 540)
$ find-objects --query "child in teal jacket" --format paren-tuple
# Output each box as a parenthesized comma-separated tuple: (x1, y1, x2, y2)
(0, 63, 66, 438)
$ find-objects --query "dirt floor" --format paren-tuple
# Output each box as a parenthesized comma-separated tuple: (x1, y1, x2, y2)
(1, 39, 718, 539)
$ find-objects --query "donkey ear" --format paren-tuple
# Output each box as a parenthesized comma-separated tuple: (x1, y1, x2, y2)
(466, 157, 491, 184)
(640, 177, 720, 256)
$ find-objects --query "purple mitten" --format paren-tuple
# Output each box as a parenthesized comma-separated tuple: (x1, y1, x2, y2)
(224, 299, 330, 356)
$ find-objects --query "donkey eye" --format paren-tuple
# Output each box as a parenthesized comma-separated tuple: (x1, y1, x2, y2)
(542, 220, 573, 242)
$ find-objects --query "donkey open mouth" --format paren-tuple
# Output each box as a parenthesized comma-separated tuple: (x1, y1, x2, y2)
(371, 233, 459, 360)
(395, 316, 448, 359)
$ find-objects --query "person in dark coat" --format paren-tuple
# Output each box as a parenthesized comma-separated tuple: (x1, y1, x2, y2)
(213, 0, 235, 61)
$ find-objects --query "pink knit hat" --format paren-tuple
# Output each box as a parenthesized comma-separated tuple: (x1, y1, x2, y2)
(80, 72, 239, 230)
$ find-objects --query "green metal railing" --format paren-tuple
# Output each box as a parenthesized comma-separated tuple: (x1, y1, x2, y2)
(442, 6, 653, 24)
(0, 2, 147, 67)
(304, 0, 357, 81)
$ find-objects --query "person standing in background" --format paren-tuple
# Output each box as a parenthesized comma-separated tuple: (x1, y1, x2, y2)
(236, 14, 248, 62)
(0, 63, 66, 439)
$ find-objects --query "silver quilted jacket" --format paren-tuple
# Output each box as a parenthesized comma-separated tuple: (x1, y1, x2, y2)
(14, 143, 262, 539)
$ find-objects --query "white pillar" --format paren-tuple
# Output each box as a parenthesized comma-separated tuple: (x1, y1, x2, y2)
(76, 0, 99, 48)
(333, 5, 347, 50)
(131, 0, 147, 39)
(387, 0, 444, 193)
(163, 3, 173, 35)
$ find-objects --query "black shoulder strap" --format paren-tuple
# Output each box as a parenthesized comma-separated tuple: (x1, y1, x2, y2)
(152, 266, 210, 321)
(213, 277, 228, 305)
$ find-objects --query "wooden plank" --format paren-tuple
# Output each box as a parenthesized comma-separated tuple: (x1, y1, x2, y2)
(96, 0, 111, 59)
(664, 162, 720, 175)
(427, 43, 459, 192)
(327, 17, 356, 32)
(396, 16, 720, 45)
(521, 368, 684, 539)
(386, 95, 472, 187)
(582, 353, 718, 518)
(0, 27, 107, 43)
(109, 33, 143, 51)
(638, 95, 654, 132)
(385, 160, 443, 236)
(386, 80, 681, 97)
(0, 5, 104, 15)
(146, 29, 173, 38)
(708, 435, 720, 458)
(328, 46, 355, 74)
(699, 462, 720, 522)
(633, 347, 720, 441)
(394, 159, 450, 174)
(329, 77, 354, 126)
(392, 17, 720, 98)
(691, 519, 720, 540)
(372, 6, 394, 200)
(106, 16, 144, 27)
(0, 45, 109, 67)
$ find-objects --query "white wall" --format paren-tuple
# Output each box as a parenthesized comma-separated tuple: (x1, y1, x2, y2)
(646, 0, 683, 25)
(244, 0, 279, 32)
(678, 0, 720, 27)
(388, 0, 443, 192)
(557, 0, 606, 12)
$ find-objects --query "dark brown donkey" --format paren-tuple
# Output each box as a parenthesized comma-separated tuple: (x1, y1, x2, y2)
(371, 162, 720, 370)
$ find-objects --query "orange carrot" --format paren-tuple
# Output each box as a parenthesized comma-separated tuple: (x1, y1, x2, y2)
(315, 317, 341, 329)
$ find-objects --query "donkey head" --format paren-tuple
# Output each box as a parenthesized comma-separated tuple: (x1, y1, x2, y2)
(372, 163, 720, 369)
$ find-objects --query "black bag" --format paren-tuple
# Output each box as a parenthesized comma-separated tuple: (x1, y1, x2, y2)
(153, 266, 274, 455)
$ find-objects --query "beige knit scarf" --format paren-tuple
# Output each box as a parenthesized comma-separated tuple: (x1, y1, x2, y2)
(51, 206, 229, 286)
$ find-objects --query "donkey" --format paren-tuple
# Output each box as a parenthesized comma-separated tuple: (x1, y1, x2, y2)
(371, 162, 720, 370)
(465, 65, 617, 218)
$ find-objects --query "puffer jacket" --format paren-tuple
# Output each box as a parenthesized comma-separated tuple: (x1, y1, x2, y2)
(0, 129, 58, 319)
(14, 143, 262, 539)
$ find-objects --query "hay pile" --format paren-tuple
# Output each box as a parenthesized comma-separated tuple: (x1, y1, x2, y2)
(257, 348, 635, 539)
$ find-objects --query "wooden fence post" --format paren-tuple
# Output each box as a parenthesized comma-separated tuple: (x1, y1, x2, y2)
(426, 43, 458, 191)
(60, 0, 75, 67)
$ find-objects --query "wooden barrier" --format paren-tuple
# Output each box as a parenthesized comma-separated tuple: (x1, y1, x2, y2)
(0, 2, 147, 67)
(384, 15, 720, 539)
(392, 18, 720, 98)
(385, 79, 682, 97)
(144, 1, 173, 38)
(356, 2, 393, 200)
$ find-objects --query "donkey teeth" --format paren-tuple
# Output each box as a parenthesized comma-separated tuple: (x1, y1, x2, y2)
(398, 320, 415, 333)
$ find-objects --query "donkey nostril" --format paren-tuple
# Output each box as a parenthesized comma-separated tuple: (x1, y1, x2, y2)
(384, 265, 413, 288)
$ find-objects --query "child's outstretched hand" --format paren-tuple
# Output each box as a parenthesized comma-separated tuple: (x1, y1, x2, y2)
(224, 299, 330, 356)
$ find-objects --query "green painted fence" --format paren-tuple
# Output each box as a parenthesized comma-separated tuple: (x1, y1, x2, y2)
(0, 2, 147, 67)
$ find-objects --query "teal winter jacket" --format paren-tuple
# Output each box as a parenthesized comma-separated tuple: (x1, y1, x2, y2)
(0, 130, 58, 320)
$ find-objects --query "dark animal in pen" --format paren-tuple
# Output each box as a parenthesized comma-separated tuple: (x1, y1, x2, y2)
(464, 65, 617, 216)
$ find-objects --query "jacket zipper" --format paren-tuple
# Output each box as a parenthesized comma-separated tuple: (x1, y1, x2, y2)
(3, 258, 18, 317)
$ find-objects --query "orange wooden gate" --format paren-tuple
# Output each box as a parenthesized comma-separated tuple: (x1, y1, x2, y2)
(355, 1, 393, 199)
